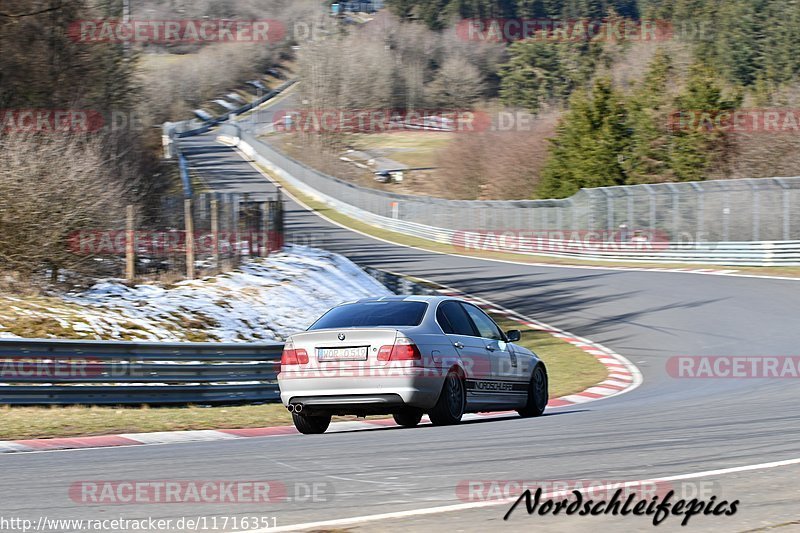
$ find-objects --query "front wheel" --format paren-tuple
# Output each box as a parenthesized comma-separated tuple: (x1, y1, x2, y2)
(429, 371, 465, 426)
(393, 408, 423, 428)
(518, 365, 548, 418)
(292, 412, 332, 434)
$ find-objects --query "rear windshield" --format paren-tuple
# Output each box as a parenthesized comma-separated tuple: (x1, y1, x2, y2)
(308, 301, 428, 330)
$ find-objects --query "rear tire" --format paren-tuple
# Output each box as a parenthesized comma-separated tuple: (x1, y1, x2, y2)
(292, 412, 331, 434)
(518, 365, 548, 418)
(393, 408, 423, 428)
(429, 371, 465, 426)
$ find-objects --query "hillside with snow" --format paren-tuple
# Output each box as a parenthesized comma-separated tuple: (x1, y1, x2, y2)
(0, 247, 391, 342)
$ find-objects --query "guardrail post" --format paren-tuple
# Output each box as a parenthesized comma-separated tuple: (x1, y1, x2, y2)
(126, 205, 135, 283)
(162, 124, 176, 159)
(184, 198, 195, 280)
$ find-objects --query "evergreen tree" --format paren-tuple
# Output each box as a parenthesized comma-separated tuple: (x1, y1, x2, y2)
(538, 77, 630, 198)
(499, 41, 565, 111)
(623, 49, 674, 183)
(385, 0, 418, 19)
(668, 63, 737, 182)
(499, 39, 601, 112)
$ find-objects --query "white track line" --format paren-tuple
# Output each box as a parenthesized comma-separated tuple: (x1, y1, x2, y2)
(258, 456, 800, 532)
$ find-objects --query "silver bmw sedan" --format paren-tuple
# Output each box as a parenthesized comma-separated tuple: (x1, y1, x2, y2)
(278, 295, 548, 434)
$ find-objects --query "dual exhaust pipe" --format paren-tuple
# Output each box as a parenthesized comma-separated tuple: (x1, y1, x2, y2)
(287, 403, 303, 413)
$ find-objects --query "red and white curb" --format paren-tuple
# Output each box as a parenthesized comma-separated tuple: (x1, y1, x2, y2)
(0, 287, 641, 454)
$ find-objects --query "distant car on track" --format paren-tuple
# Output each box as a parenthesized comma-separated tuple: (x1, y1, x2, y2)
(278, 296, 548, 434)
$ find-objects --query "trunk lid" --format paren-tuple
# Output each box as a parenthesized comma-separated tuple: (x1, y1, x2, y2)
(289, 328, 400, 369)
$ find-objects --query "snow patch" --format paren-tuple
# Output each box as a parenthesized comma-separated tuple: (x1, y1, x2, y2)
(49, 246, 391, 342)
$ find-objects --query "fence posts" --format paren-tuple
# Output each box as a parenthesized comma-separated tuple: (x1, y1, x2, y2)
(751, 182, 760, 241)
(259, 202, 272, 257)
(118, 194, 284, 280)
(231, 197, 240, 265)
(776, 178, 791, 240)
(210, 198, 219, 268)
(126, 205, 135, 283)
(184, 198, 195, 280)
(276, 187, 285, 249)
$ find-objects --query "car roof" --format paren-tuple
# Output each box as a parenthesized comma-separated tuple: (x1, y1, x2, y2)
(346, 295, 459, 305)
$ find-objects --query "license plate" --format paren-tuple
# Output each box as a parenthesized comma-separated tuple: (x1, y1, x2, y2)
(317, 346, 368, 361)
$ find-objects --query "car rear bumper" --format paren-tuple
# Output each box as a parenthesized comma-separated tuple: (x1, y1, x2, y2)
(278, 369, 443, 413)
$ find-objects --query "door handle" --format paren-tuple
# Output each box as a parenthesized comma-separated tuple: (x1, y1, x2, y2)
(485, 345, 497, 351)
(453, 342, 464, 349)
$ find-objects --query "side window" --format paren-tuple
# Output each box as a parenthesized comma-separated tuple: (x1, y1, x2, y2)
(437, 301, 477, 336)
(462, 304, 503, 340)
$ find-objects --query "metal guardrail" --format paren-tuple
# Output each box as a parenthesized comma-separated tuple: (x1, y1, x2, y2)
(165, 80, 296, 199)
(220, 123, 800, 266)
(165, 80, 296, 140)
(0, 339, 282, 405)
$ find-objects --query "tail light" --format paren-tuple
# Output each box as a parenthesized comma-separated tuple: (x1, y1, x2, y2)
(377, 335, 422, 361)
(281, 339, 309, 366)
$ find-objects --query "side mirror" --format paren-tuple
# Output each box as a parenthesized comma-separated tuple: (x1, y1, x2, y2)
(505, 330, 521, 342)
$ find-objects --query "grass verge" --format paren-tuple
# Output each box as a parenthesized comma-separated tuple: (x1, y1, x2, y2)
(492, 315, 608, 399)
(348, 131, 452, 168)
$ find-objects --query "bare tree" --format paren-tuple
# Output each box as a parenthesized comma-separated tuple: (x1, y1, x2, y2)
(0, 134, 128, 281)
(434, 111, 560, 200)
(297, 12, 498, 116)
(426, 55, 485, 108)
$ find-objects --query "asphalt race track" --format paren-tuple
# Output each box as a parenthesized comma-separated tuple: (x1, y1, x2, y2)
(2, 128, 799, 532)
